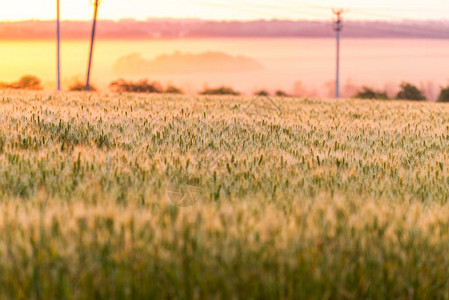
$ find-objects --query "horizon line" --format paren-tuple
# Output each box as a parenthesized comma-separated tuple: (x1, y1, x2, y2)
(1, 17, 449, 23)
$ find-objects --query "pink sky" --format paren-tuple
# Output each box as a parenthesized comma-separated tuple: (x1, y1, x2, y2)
(1, 0, 448, 22)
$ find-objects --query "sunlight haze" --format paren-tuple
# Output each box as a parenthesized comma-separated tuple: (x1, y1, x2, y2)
(1, 0, 448, 21)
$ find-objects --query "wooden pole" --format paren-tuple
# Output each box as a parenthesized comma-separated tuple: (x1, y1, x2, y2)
(85, 0, 99, 91)
(56, 0, 61, 91)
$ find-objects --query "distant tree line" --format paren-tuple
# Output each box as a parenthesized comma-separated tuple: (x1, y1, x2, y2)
(3, 75, 449, 103)
(0, 76, 290, 97)
(355, 82, 427, 101)
(3, 19, 449, 39)
(254, 89, 289, 97)
(69, 81, 97, 92)
(354, 82, 449, 102)
(102, 80, 449, 102)
(109, 79, 183, 94)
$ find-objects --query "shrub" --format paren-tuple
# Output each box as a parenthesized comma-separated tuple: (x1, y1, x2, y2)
(254, 90, 270, 96)
(0, 75, 43, 90)
(275, 90, 289, 97)
(69, 82, 97, 92)
(396, 82, 426, 101)
(355, 87, 388, 100)
(200, 86, 240, 96)
(109, 79, 163, 93)
(165, 85, 183, 94)
(14, 75, 43, 90)
(437, 86, 449, 103)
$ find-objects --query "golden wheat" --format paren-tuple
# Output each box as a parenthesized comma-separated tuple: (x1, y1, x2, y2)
(0, 90, 448, 298)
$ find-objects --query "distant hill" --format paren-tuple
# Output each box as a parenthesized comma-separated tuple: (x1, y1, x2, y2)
(1, 19, 449, 39)
(113, 52, 263, 75)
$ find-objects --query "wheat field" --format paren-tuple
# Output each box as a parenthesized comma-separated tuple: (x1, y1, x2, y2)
(1, 90, 449, 299)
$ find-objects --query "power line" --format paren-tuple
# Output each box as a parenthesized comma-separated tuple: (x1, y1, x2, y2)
(195, 0, 332, 19)
(276, 0, 333, 11)
(195, 1, 287, 18)
(278, 0, 445, 15)
(197, 0, 446, 21)
(346, 6, 446, 14)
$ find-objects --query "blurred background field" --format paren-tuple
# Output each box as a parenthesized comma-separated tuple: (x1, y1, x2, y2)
(2, 38, 449, 99)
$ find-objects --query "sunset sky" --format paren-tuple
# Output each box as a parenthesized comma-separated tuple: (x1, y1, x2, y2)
(1, 0, 448, 21)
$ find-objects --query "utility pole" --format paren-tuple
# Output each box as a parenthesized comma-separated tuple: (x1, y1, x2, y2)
(85, 0, 100, 91)
(333, 9, 343, 99)
(56, 0, 61, 91)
